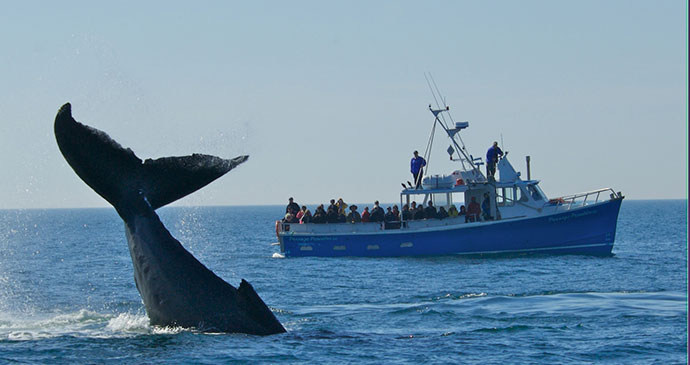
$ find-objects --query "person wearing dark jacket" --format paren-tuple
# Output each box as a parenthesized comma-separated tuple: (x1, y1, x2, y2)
(312, 204, 327, 223)
(424, 201, 437, 219)
(384, 207, 396, 222)
(437, 206, 449, 220)
(346, 205, 361, 223)
(327, 199, 337, 213)
(459, 205, 468, 222)
(402, 204, 412, 221)
(326, 205, 339, 223)
(481, 193, 493, 221)
(286, 197, 300, 214)
(370, 201, 385, 222)
(413, 205, 425, 220)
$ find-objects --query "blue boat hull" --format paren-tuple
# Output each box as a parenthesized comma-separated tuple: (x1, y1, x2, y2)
(279, 199, 623, 257)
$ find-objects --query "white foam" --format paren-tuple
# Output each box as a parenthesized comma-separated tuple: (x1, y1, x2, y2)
(272, 252, 285, 259)
(0, 309, 155, 340)
(151, 325, 186, 335)
(105, 312, 150, 333)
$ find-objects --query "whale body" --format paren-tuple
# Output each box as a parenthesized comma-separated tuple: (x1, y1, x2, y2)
(54, 103, 285, 335)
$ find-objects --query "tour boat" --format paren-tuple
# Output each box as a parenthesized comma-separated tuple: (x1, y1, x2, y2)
(275, 99, 624, 257)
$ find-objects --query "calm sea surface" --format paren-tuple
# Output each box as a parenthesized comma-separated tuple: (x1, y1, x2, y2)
(0, 200, 687, 364)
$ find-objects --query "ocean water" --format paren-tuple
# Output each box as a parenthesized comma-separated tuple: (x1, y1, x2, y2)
(0, 200, 686, 364)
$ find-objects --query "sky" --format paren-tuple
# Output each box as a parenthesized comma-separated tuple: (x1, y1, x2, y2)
(0, 0, 687, 209)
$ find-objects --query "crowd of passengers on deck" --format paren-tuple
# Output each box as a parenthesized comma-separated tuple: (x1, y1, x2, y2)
(282, 195, 496, 226)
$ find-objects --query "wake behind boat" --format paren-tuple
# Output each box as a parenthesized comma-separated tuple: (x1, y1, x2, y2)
(276, 95, 624, 258)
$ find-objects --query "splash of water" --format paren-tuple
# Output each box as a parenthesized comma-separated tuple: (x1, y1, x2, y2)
(0, 309, 154, 340)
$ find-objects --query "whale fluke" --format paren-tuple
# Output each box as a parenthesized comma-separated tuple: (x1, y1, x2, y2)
(54, 103, 248, 216)
(54, 103, 286, 335)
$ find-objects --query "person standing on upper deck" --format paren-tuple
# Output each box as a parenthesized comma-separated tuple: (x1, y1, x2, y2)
(410, 150, 427, 189)
(485, 142, 504, 179)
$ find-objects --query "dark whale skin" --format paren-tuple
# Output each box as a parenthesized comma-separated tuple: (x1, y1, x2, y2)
(54, 103, 285, 335)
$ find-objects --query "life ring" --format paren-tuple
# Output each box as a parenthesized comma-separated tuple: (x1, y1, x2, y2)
(548, 198, 565, 205)
(455, 178, 465, 186)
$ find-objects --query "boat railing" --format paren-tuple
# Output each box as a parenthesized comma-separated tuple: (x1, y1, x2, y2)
(546, 187, 621, 211)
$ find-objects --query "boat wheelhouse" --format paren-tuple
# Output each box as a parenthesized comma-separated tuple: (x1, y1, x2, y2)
(276, 97, 624, 257)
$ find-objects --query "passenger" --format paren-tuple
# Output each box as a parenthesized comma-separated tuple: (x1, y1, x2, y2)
(370, 201, 385, 222)
(447, 204, 459, 217)
(410, 150, 427, 189)
(467, 197, 481, 222)
(392, 205, 400, 220)
(327, 199, 337, 213)
(326, 204, 339, 223)
(283, 207, 298, 223)
(424, 201, 437, 219)
(437, 206, 449, 220)
(347, 205, 361, 223)
(286, 197, 300, 214)
(411, 201, 417, 212)
(485, 141, 504, 180)
(295, 206, 305, 222)
(459, 205, 467, 222)
(361, 207, 371, 222)
(312, 204, 327, 223)
(338, 211, 347, 223)
(401, 204, 412, 221)
(481, 193, 493, 221)
(529, 185, 542, 200)
(299, 206, 312, 224)
(385, 206, 402, 229)
(336, 198, 348, 216)
(413, 205, 425, 220)
(384, 207, 396, 222)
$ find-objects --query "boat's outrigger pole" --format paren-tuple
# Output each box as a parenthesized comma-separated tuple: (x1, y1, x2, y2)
(423, 73, 486, 181)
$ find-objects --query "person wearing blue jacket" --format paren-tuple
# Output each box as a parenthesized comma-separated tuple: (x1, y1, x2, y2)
(485, 142, 503, 179)
(410, 150, 427, 189)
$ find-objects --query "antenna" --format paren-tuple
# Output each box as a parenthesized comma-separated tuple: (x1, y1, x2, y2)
(429, 73, 446, 108)
(422, 73, 483, 176)
(424, 72, 443, 111)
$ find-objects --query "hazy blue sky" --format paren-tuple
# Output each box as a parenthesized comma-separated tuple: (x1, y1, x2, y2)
(1, 1, 687, 209)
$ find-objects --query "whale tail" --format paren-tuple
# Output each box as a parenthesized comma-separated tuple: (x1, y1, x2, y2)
(237, 279, 287, 334)
(54, 103, 285, 335)
(54, 103, 247, 216)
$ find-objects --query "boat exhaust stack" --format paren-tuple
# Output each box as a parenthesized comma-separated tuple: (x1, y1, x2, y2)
(526, 156, 531, 180)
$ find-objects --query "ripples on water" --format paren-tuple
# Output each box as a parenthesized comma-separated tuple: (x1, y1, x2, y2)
(0, 200, 686, 363)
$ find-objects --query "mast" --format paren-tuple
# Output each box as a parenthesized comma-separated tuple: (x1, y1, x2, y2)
(424, 73, 485, 180)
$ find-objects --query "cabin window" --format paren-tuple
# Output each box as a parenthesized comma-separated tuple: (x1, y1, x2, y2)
(517, 186, 528, 202)
(433, 193, 450, 208)
(499, 187, 515, 206)
(527, 184, 545, 201)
